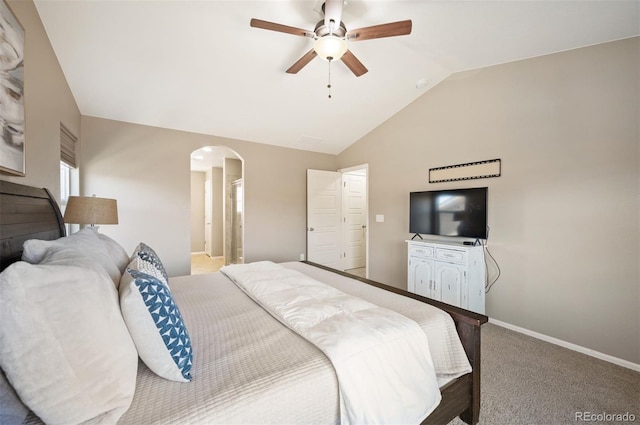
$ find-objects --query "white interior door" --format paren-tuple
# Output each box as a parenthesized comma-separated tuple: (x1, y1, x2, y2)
(307, 169, 342, 269)
(204, 179, 212, 257)
(342, 172, 367, 270)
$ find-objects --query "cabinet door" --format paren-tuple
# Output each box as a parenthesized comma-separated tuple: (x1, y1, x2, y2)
(436, 262, 465, 306)
(409, 257, 434, 298)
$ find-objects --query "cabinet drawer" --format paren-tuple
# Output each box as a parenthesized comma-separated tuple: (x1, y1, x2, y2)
(409, 245, 434, 258)
(435, 248, 466, 264)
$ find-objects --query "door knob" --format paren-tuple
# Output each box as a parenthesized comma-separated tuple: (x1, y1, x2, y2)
(309, 227, 315, 231)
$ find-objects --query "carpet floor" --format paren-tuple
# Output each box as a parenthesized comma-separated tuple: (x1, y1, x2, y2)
(449, 323, 639, 425)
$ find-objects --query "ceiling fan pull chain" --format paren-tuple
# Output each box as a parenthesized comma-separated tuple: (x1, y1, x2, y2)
(327, 58, 333, 99)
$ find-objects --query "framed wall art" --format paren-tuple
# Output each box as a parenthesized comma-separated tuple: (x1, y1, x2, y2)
(0, 0, 25, 176)
(429, 159, 501, 183)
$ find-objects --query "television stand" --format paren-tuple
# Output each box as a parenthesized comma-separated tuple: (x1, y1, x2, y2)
(411, 233, 423, 240)
(406, 239, 485, 314)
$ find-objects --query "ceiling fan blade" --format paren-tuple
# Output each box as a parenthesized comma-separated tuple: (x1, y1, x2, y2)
(346, 20, 412, 41)
(286, 49, 318, 74)
(324, 0, 344, 30)
(250, 18, 314, 38)
(341, 50, 368, 77)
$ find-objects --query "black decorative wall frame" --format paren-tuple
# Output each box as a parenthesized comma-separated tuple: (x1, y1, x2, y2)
(429, 159, 501, 183)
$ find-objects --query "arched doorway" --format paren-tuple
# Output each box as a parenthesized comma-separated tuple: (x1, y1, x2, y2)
(190, 146, 244, 273)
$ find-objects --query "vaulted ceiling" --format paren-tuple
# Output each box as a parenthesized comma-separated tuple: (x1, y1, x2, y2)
(35, 0, 640, 155)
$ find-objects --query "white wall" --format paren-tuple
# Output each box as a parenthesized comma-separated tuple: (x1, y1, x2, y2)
(338, 38, 640, 364)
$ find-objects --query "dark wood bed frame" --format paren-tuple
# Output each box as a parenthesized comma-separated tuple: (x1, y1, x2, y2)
(0, 179, 487, 425)
(0, 180, 66, 271)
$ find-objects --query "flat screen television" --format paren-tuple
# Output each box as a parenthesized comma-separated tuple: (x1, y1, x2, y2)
(409, 187, 488, 240)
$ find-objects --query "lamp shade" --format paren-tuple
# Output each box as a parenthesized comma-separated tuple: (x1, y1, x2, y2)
(314, 35, 348, 61)
(63, 196, 118, 225)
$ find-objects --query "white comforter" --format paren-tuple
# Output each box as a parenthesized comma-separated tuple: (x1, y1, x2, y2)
(23, 262, 470, 425)
(221, 261, 441, 425)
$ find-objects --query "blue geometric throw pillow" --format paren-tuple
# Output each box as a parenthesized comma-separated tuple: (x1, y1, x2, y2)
(119, 268, 192, 382)
(130, 242, 170, 286)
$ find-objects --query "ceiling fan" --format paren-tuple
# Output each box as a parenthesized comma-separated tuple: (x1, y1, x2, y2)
(250, 0, 412, 77)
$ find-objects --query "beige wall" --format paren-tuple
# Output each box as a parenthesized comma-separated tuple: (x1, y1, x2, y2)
(1, 1, 80, 199)
(224, 158, 243, 265)
(190, 171, 206, 252)
(80, 116, 338, 276)
(338, 38, 640, 363)
(191, 168, 225, 256)
(207, 167, 224, 257)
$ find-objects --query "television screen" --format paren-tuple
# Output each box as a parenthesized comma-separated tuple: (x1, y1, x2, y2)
(409, 187, 487, 239)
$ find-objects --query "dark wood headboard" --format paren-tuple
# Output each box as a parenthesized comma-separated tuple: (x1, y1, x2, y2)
(0, 180, 66, 271)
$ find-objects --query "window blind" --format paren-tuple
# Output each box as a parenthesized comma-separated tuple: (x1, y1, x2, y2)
(60, 124, 77, 168)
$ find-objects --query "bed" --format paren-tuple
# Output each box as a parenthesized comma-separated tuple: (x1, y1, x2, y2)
(0, 180, 488, 425)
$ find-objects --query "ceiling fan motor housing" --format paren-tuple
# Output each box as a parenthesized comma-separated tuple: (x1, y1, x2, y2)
(314, 20, 347, 38)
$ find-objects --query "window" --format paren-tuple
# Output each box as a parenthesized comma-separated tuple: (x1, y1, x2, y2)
(60, 161, 71, 206)
(60, 161, 76, 205)
(60, 124, 79, 234)
(60, 124, 77, 169)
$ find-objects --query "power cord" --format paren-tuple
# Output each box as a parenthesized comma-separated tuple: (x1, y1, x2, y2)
(482, 226, 501, 293)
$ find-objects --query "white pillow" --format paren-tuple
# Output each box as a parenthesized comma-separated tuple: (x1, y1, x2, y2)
(88, 227, 130, 274)
(22, 227, 122, 287)
(0, 261, 138, 425)
(38, 244, 109, 281)
(120, 267, 193, 382)
(0, 368, 28, 425)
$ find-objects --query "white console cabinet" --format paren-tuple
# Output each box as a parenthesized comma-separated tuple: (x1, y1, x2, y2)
(407, 240, 485, 314)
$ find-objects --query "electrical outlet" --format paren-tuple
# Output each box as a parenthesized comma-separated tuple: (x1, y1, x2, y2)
(300, 253, 305, 261)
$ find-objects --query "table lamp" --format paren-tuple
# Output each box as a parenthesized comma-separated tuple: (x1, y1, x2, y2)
(63, 195, 118, 226)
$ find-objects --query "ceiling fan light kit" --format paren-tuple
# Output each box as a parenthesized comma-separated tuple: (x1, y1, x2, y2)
(250, 0, 412, 91)
(314, 35, 348, 61)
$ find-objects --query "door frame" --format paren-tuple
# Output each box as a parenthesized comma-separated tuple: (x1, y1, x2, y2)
(338, 164, 369, 278)
(306, 164, 369, 276)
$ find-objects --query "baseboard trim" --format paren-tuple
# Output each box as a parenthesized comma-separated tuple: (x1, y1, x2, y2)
(190, 252, 224, 259)
(489, 318, 640, 372)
